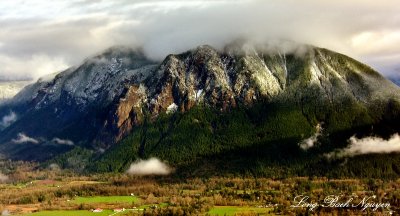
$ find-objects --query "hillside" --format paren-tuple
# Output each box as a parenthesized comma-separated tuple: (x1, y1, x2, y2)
(1, 41, 400, 177)
(90, 44, 400, 177)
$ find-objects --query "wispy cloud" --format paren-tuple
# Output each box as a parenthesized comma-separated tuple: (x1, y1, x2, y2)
(299, 134, 319, 150)
(11, 133, 39, 144)
(326, 134, 400, 158)
(299, 124, 322, 150)
(10, 134, 75, 146)
(0, 111, 17, 128)
(52, 138, 74, 146)
(127, 158, 173, 176)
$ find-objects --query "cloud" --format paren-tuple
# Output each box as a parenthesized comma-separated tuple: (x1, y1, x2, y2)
(326, 134, 400, 158)
(127, 158, 172, 176)
(0, 111, 17, 128)
(0, 172, 9, 183)
(299, 134, 319, 150)
(299, 124, 322, 150)
(10, 134, 74, 146)
(0, 0, 399, 80)
(11, 133, 39, 144)
(52, 138, 74, 146)
(0, 53, 69, 81)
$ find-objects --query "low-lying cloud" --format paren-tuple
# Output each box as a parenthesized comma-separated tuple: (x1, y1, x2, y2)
(127, 158, 172, 176)
(326, 133, 400, 158)
(0, 111, 17, 128)
(10, 133, 75, 146)
(299, 124, 322, 150)
(52, 138, 74, 146)
(299, 133, 319, 150)
(11, 133, 39, 144)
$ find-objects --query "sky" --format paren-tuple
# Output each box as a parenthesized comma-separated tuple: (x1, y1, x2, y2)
(0, 0, 399, 80)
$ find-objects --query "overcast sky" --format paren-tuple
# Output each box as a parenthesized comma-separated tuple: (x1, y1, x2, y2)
(0, 0, 399, 80)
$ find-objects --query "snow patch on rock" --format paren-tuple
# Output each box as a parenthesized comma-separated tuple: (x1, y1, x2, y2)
(166, 103, 178, 114)
(196, 89, 203, 100)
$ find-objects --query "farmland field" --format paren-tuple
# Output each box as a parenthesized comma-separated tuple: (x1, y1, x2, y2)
(208, 206, 273, 216)
(72, 196, 139, 204)
(22, 210, 113, 216)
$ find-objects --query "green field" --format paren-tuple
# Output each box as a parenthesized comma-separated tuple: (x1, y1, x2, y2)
(24, 210, 113, 216)
(138, 202, 168, 209)
(208, 206, 273, 216)
(72, 196, 138, 204)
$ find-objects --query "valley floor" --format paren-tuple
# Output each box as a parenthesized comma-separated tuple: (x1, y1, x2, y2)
(0, 166, 398, 216)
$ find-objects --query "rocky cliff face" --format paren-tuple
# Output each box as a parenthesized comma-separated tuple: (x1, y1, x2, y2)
(1, 41, 399, 161)
(100, 43, 399, 146)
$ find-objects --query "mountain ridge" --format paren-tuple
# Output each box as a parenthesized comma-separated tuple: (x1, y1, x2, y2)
(1, 41, 400, 168)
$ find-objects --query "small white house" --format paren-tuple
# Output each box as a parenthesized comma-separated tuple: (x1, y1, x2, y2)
(92, 208, 103, 213)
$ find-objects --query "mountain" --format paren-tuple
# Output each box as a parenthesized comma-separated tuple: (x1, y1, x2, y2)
(0, 47, 158, 160)
(1, 41, 400, 177)
(0, 81, 32, 103)
(92, 43, 400, 177)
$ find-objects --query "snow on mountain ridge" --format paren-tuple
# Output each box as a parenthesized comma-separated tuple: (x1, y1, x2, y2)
(11, 47, 158, 110)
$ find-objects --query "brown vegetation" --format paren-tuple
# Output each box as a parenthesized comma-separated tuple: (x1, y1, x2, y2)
(0, 161, 399, 215)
